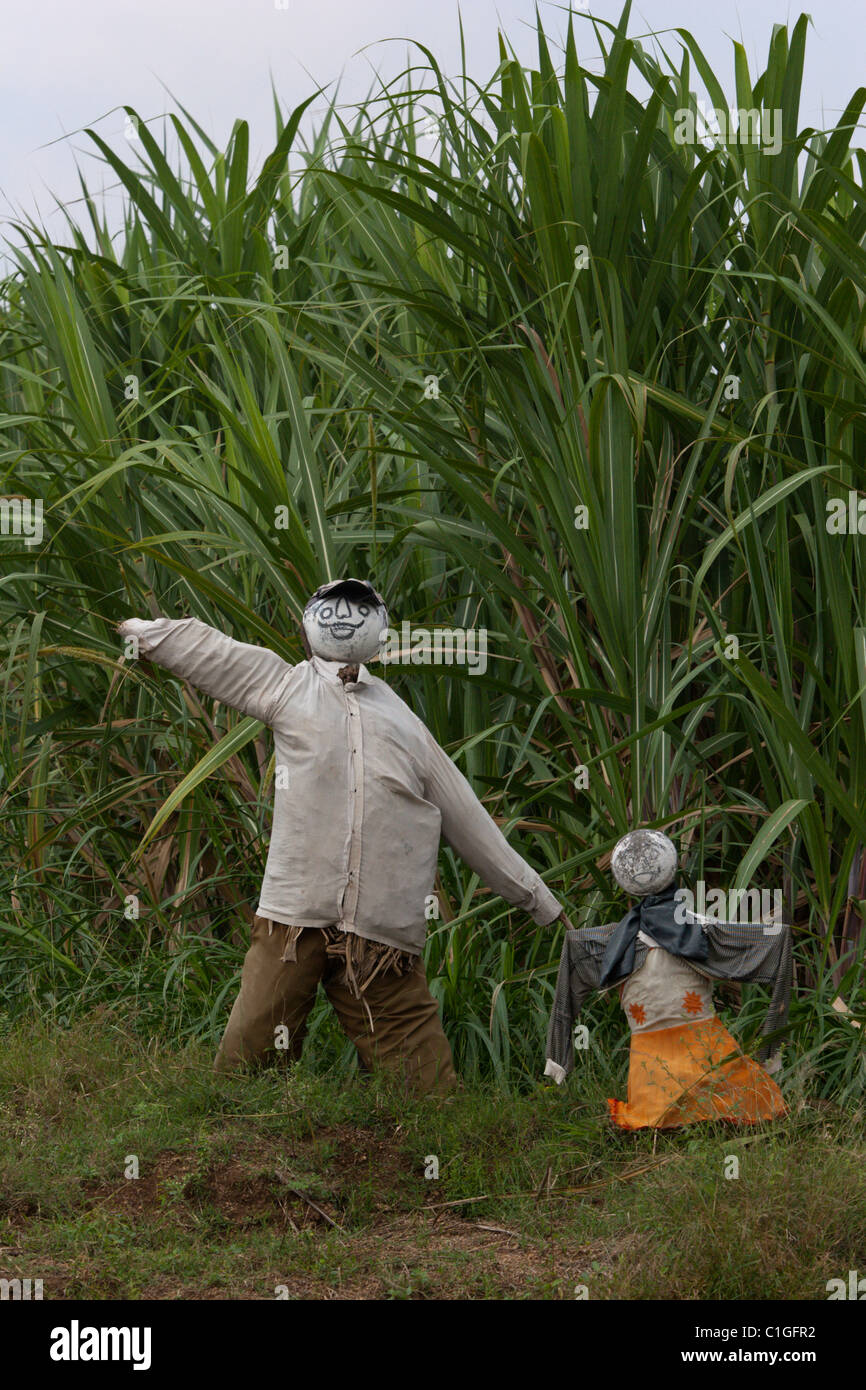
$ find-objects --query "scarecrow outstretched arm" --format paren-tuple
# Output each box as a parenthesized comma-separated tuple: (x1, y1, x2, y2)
(117, 616, 293, 726)
(422, 727, 561, 926)
(544, 931, 597, 1084)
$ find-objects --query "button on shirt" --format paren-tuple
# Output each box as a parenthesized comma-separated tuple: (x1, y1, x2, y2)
(124, 617, 562, 953)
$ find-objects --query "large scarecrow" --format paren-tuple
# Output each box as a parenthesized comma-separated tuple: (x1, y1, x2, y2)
(544, 829, 790, 1128)
(118, 579, 562, 1094)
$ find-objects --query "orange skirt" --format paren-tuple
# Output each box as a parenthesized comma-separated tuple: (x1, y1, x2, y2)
(607, 1015, 786, 1130)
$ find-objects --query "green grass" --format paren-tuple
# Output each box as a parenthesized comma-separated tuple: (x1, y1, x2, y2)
(1, 1013, 863, 1300)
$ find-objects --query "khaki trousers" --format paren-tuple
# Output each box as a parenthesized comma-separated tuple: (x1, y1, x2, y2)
(213, 917, 457, 1096)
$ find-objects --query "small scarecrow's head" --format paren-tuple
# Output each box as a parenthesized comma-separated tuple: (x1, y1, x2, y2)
(302, 578, 388, 664)
(610, 829, 677, 897)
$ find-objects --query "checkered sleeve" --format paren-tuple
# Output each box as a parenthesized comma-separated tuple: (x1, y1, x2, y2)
(544, 928, 607, 1083)
(701, 918, 793, 1064)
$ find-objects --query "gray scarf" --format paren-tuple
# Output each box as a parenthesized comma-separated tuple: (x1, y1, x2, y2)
(598, 881, 707, 987)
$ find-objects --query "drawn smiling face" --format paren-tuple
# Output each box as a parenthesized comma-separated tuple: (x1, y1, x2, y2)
(302, 589, 388, 663)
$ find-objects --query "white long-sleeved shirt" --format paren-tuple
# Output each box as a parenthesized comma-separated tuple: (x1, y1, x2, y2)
(119, 617, 562, 953)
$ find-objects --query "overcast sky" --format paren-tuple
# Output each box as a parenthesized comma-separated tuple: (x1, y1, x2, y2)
(1, 0, 863, 248)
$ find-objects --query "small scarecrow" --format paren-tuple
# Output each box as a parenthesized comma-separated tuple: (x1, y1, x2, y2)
(118, 578, 563, 1095)
(544, 829, 790, 1128)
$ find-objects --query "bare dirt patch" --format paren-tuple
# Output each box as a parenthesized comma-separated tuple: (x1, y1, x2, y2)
(3, 1123, 645, 1299)
(80, 1148, 338, 1230)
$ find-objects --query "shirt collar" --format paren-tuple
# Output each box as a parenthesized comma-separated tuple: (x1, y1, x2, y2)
(310, 654, 372, 687)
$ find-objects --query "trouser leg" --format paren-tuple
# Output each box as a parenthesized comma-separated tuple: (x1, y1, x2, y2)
(324, 952, 457, 1097)
(213, 917, 325, 1073)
